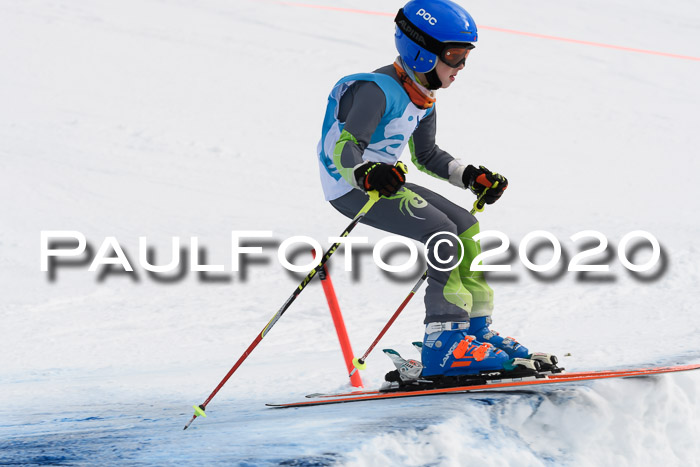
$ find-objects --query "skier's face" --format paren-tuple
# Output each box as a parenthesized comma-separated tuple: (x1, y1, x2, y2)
(435, 58, 465, 89)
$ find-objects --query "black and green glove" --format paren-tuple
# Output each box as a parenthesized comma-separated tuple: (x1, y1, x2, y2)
(354, 162, 406, 197)
(463, 165, 508, 204)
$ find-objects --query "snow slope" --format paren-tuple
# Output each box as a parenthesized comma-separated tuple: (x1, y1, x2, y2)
(1, 0, 699, 465)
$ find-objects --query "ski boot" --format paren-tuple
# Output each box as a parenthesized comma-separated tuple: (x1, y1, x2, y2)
(382, 332, 540, 392)
(467, 316, 530, 358)
(468, 316, 560, 372)
(421, 322, 509, 377)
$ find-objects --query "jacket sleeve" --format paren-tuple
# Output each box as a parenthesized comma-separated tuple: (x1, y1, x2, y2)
(410, 107, 467, 188)
(332, 81, 386, 189)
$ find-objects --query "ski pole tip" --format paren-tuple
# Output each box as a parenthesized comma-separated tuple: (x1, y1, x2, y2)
(193, 404, 207, 418)
(352, 357, 367, 371)
(183, 415, 196, 430)
(183, 405, 207, 431)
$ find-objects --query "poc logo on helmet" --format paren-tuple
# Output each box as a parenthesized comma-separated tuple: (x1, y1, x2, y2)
(416, 8, 438, 25)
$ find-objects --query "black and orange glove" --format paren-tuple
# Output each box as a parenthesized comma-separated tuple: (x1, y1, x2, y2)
(354, 162, 406, 197)
(463, 165, 508, 204)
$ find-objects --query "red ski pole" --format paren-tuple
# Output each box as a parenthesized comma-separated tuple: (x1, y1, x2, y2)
(183, 190, 382, 430)
(350, 270, 428, 376)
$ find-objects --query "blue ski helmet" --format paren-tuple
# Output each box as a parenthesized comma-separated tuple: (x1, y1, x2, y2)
(395, 0, 478, 73)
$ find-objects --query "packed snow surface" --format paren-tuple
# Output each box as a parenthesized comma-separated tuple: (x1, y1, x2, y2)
(2, 0, 700, 465)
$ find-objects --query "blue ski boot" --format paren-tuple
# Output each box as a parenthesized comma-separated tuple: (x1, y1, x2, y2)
(469, 317, 563, 372)
(468, 316, 530, 359)
(421, 322, 509, 377)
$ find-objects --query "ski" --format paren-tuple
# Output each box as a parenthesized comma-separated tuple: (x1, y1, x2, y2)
(305, 364, 688, 399)
(267, 363, 700, 408)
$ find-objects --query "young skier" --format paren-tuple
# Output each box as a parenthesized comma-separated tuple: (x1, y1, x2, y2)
(317, 0, 544, 379)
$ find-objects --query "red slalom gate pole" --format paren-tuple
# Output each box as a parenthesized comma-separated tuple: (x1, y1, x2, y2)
(313, 252, 363, 388)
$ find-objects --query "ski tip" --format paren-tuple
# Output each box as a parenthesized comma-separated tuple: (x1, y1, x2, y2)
(265, 403, 289, 408)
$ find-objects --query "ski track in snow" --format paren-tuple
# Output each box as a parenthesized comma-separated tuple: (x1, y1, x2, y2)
(2, 0, 700, 465)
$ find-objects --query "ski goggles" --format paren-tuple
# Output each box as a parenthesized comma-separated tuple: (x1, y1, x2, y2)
(440, 43, 475, 68)
(394, 8, 477, 70)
